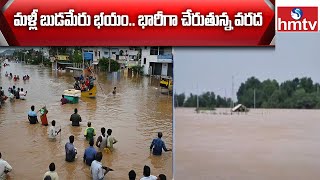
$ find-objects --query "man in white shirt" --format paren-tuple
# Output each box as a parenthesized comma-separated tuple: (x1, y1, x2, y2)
(106, 129, 118, 151)
(8, 90, 14, 102)
(140, 165, 157, 180)
(0, 152, 12, 180)
(43, 163, 59, 180)
(91, 152, 113, 180)
(48, 120, 61, 140)
(19, 88, 27, 100)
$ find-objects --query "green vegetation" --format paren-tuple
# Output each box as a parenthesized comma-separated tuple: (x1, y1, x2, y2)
(13, 49, 51, 66)
(175, 77, 320, 109)
(174, 92, 232, 109)
(98, 57, 120, 72)
(131, 65, 144, 75)
(237, 77, 320, 109)
(70, 50, 83, 63)
(49, 47, 68, 56)
(49, 47, 82, 63)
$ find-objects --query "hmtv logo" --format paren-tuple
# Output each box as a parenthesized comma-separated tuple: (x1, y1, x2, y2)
(277, 7, 318, 31)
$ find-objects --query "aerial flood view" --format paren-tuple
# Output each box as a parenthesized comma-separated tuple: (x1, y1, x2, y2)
(0, 47, 173, 179)
(174, 34, 320, 180)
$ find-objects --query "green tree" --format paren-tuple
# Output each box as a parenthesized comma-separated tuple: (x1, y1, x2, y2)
(131, 65, 144, 75)
(237, 77, 320, 109)
(98, 57, 120, 72)
(184, 93, 197, 107)
(71, 50, 83, 63)
(49, 47, 67, 56)
(174, 93, 185, 107)
(299, 77, 313, 93)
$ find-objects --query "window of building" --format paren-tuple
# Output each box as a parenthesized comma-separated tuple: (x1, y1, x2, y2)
(159, 47, 165, 55)
(150, 47, 158, 55)
(159, 46, 171, 55)
(104, 51, 108, 55)
(144, 58, 146, 64)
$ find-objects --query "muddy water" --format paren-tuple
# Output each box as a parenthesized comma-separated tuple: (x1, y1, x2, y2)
(0, 63, 172, 179)
(175, 108, 320, 180)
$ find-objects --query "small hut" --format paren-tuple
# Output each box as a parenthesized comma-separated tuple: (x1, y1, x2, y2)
(232, 104, 249, 112)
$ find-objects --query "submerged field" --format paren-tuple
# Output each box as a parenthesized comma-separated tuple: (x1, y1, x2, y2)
(175, 108, 320, 180)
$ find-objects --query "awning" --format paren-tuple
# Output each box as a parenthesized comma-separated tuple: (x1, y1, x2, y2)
(57, 62, 73, 65)
(92, 62, 98, 65)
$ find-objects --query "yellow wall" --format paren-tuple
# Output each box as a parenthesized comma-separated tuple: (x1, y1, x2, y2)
(56, 55, 69, 61)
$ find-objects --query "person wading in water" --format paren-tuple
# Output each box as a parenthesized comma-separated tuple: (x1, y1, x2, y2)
(96, 127, 107, 152)
(112, 87, 116, 95)
(150, 132, 172, 156)
(84, 122, 96, 141)
(70, 108, 82, 126)
(28, 105, 38, 124)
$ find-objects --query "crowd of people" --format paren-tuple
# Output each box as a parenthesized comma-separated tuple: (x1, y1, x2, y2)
(7, 85, 27, 100)
(19, 105, 172, 179)
(74, 75, 96, 92)
(4, 72, 30, 81)
(0, 86, 28, 106)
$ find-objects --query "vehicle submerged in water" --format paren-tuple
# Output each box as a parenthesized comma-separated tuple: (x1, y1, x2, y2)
(63, 89, 81, 104)
(73, 76, 97, 98)
(81, 85, 97, 98)
(160, 76, 173, 94)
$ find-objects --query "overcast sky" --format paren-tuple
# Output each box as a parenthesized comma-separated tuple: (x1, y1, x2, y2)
(174, 33, 320, 100)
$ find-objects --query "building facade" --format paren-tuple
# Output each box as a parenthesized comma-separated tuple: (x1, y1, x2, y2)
(82, 47, 140, 67)
(141, 46, 173, 77)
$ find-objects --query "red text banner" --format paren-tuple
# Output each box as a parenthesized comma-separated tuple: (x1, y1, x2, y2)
(0, 0, 275, 46)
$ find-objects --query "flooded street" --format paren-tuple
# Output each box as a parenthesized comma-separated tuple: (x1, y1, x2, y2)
(0, 63, 172, 179)
(175, 108, 320, 180)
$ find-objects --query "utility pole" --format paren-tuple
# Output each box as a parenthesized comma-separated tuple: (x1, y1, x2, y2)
(225, 88, 227, 100)
(231, 75, 234, 108)
(108, 47, 111, 73)
(196, 83, 199, 113)
(42, 48, 44, 65)
(254, 88, 256, 109)
(82, 48, 84, 70)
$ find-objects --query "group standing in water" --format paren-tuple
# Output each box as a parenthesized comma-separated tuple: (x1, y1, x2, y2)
(5, 71, 30, 81)
(7, 86, 27, 101)
(22, 104, 171, 180)
(23, 75, 30, 80)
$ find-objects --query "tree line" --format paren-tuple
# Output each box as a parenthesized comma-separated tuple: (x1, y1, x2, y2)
(175, 77, 320, 109)
(175, 92, 232, 109)
(12, 47, 121, 72)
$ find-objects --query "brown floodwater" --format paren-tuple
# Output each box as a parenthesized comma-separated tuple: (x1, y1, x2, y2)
(0, 63, 172, 179)
(175, 108, 320, 180)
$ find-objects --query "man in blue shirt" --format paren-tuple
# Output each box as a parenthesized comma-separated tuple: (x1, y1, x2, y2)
(150, 132, 172, 156)
(28, 105, 38, 124)
(65, 135, 77, 162)
(83, 139, 97, 166)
